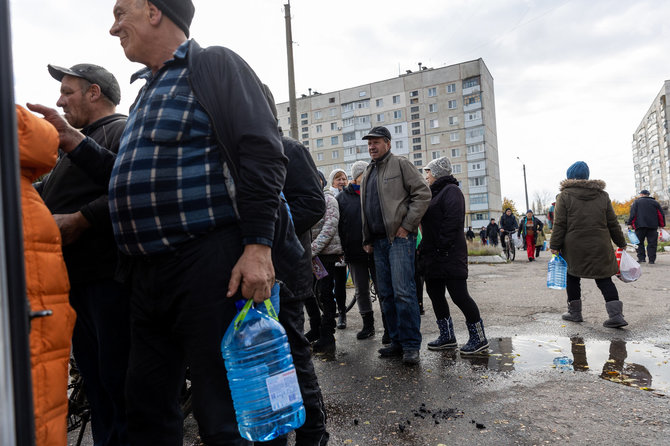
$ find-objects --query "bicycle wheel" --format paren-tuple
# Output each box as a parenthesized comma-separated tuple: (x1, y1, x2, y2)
(345, 294, 357, 313)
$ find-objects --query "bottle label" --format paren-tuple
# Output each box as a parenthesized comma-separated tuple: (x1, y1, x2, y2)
(266, 368, 301, 411)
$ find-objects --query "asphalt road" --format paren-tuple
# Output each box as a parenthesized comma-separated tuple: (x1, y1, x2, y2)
(71, 249, 670, 446)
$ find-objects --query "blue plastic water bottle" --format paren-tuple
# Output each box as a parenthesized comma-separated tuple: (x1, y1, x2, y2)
(627, 229, 640, 245)
(547, 254, 567, 289)
(553, 356, 574, 371)
(221, 285, 305, 442)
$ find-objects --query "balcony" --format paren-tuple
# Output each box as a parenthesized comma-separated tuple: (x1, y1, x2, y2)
(465, 134, 484, 144)
(464, 102, 482, 112)
(469, 202, 489, 211)
(462, 85, 480, 96)
(466, 151, 485, 162)
(464, 117, 483, 128)
(468, 185, 487, 195)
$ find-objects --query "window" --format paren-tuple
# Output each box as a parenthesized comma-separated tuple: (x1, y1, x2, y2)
(448, 100, 457, 109)
(430, 135, 440, 145)
(329, 97, 335, 103)
(451, 148, 460, 157)
(411, 106, 420, 113)
(411, 122, 420, 128)
(466, 110, 481, 121)
(410, 98, 419, 104)
(316, 153, 323, 161)
(412, 129, 421, 135)
(427, 87, 437, 97)
(394, 125, 402, 134)
(392, 95, 400, 104)
(414, 160, 423, 166)
(357, 116, 370, 124)
(342, 103, 354, 112)
(395, 141, 404, 149)
(316, 138, 324, 148)
(430, 119, 439, 129)
(467, 144, 484, 154)
(411, 114, 420, 120)
(377, 113, 385, 122)
(301, 119, 308, 125)
(314, 111, 322, 119)
(331, 136, 339, 145)
(447, 83, 456, 93)
(343, 132, 356, 142)
(470, 162, 483, 171)
(410, 90, 418, 97)
(303, 140, 309, 146)
(450, 132, 459, 142)
(393, 110, 402, 119)
(429, 103, 438, 113)
(359, 91, 367, 97)
(331, 122, 337, 131)
(466, 127, 485, 139)
(301, 133, 308, 139)
(329, 108, 337, 117)
(431, 151, 441, 160)
(413, 145, 421, 151)
(412, 137, 421, 143)
(316, 124, 322, 133)
(301, 127, 309, 132)
(449, 116, 458, 125)
(470, 193, 488, 205)
(469, 177, 486, 187)
(464, 94, 481, 105)
(452, 164, 462, 174)
(356, 100, 370, 109)
(376, 98, 383, 107)
(463, 76, 480, 88)
(332, 150, 338, 159)
(343, 117, 354, 127)
(345, 147, 355, 156)
(301, 113, 308, 119)
(413, 153, 422, 159)
(474, 213, 488, 221)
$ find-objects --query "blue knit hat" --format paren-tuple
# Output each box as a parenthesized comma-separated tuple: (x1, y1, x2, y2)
(566, 161, 590, 180)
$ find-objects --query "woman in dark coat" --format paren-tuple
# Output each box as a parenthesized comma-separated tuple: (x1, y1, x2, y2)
(419, 157, 489, 354)
(549, 161, 628, 328)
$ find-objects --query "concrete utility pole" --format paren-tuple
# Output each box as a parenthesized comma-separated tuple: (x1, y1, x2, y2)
(517, 156, 529, 211)
(284, 2, 298, 140)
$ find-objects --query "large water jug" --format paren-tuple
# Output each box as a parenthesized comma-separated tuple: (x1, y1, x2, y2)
(222, 286, 305, 442)
(547, 254, 567, 289)
(627, 229, 640, 245)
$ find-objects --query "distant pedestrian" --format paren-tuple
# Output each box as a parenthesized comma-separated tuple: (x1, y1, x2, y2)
(479, 226, 487, 245)
(486, 218, 499, 246)
(535, 224, 547, 258)
(517, 210, 543, 261)
(360, 126, 431, 366)
(626, 189, 666, 264)
(547, 202, 555, 229)
(419, 157, 489, 354)
(550, 161, 628, 328)
(465, 226, 475, 242)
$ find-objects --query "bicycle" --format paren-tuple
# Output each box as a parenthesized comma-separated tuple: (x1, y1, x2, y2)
(500, 231, 516, 262)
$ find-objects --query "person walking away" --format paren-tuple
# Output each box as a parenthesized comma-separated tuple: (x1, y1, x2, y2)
(311, 174, 344, 355)
(337, 161, 384, 340)
(547, 202, 555, 229)
(517, 210, 544, 261)
(550, 161, 628, 328)
(419, 157, 489, 354)
(17, 104, 77, 446)
(626, 189, 665, 264)
(28, 1, 294, 443)
(535, 223, 547, 258)
(328, 168, 349, 329)
(479, 226, 487, 245)
(465, 226, 475, 243)
(499, 208, 518, 250)
(360, 126, 431, 366)
(36, 63, 131, 446)
(486, 218, 499, 247)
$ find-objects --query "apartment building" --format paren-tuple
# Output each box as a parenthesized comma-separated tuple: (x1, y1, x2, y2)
(276, 58, 501, 229)
(632, 80, 670, 205)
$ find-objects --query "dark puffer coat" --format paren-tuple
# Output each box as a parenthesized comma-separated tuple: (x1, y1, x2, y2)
(550, 179, 626, 279)
(418, 175, 468, 280)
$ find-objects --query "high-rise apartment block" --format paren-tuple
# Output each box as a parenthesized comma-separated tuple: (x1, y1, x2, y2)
(632, 81, 670, 204)
(276, 58, 501, 229)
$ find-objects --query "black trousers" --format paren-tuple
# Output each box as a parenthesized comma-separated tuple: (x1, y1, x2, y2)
(634, 227, 658, 262)
(126, 228, 249, 446)
(315, 255, 341, 338)
(566, 273, 619, 303)
(424, 278, 481, 324)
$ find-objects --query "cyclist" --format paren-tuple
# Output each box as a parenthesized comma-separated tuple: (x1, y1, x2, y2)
(499, 208, 519, 250)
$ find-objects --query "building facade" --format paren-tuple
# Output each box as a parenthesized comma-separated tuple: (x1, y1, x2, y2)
(276, 58, 501, 229)
(632, 81, 670, 205)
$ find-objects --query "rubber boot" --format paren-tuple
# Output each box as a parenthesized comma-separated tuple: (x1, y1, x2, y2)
(427, 317, 457, 350)
(460, 319, 489, 355)
(356, 312, 375, 340)
(337, 312, 347, 329)
(603, 300, 628, 328)
(561, 299, 583, 322)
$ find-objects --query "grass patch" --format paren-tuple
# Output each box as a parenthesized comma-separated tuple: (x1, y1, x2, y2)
(467, 242, 502, 256)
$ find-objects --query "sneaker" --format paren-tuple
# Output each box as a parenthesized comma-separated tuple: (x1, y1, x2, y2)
(402, 350, 420, 365)
(378, 344, 403, 358)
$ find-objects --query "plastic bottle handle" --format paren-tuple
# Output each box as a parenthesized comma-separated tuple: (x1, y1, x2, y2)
(233, 298, 279, 331)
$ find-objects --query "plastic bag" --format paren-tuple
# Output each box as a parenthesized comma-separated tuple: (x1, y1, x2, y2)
(512, 233, 523, 249)
(616, 248, 642, 283)
(659, 228, 670, 242)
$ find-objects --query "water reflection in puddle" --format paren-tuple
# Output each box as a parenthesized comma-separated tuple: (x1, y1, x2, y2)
(457, 336, 670, 394)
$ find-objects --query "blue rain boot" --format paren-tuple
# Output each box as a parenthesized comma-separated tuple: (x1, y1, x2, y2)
(427, 317, 457, 350)
(460, 319, 489, 355)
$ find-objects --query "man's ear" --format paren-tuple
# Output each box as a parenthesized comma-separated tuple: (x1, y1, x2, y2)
(88, 84, 103, 102)
(147, 1, 162, 25)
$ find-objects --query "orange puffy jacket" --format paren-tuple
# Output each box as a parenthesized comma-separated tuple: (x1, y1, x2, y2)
(17, 105, 76, 446)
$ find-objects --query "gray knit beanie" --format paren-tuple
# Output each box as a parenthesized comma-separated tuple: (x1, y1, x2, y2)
(424, 157, 452, 179)
(350, 161, 368, 181)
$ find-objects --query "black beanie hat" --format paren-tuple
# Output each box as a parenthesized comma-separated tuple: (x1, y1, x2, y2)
(151, 0, 195, 38)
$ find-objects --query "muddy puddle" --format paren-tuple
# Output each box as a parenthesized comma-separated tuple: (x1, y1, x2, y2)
(456, 336, 670, 394)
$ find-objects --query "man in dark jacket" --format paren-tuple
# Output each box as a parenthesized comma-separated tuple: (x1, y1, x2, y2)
(627, 189, 666, 264)
(29, 1, 291, 444)
(499, 208, 518, 249)
(35, 63, 130, 445)
(485, 218, 499, 246)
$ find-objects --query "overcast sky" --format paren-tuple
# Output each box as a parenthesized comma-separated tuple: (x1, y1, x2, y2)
(9, 0, 670, 210)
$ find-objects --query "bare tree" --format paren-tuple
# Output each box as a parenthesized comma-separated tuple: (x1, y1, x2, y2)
(531, 190, 554, 214)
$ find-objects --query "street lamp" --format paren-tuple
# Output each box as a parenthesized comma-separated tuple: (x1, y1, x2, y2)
(516, 156, 529, 212)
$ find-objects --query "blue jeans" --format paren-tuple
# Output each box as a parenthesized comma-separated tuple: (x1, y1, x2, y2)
(373, 235, 421, 350)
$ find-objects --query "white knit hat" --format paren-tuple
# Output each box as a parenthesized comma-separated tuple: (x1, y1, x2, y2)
(350, 161, 368, 181)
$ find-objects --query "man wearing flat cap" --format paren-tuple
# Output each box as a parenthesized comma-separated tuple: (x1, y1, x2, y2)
(29, 0, 292, 444)
(627, 189, 666, 264)
(360, 126, 431, 366)
(34, 63, 130, 446)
